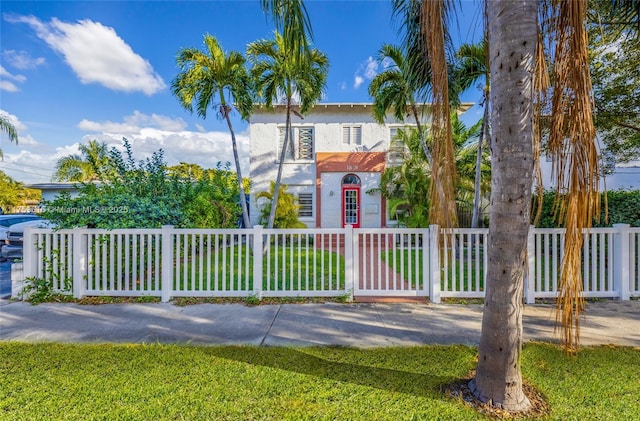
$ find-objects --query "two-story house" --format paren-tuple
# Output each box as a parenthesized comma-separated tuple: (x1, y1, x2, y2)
(248, 102, 472, 228)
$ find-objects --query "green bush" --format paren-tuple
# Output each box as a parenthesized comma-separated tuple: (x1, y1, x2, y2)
(42, 139, 242, 229)
(532, 189, 640, 227)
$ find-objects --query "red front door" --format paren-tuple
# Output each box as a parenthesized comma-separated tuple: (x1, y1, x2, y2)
(342, 187, 360, 228)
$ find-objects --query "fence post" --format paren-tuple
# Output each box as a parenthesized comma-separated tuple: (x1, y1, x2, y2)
(429, 224, 441, 303)
(344, 225, 354, 301)
(22, 226, 38, 283)
(161, 225, 174, 303)
(613, 223, 631, 301)
(72, 228, 88, 299)
(525, 225, 536, 304)
(252, 225, 263, 300)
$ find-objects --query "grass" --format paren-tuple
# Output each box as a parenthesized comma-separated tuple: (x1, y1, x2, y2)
(1, 342, 638, 420)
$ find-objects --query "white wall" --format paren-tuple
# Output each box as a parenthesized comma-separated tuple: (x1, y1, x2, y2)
(249, 104, 404, 227)
(539, 159, 640, 191)
(320, 172, 381, 228)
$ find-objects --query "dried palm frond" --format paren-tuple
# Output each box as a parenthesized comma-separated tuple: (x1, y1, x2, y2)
(532, 29, 551, 225)
(422, 0, 458, 229)
(548, 0, 600, 353)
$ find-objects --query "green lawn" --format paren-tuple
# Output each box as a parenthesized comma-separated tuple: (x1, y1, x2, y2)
(1, 342, 638, 420)
(174, 246, 346, 292)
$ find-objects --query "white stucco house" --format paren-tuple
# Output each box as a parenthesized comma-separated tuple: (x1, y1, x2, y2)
(248, 102, 473, 228)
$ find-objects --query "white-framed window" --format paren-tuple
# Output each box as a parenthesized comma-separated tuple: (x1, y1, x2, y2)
(387, 126, 407, 166)
(278, 126, 314, 161)
(342, 125, 362, 145)
(297, 193, 313, 218)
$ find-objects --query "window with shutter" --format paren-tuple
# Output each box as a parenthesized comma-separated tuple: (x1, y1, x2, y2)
(298, 128, 313, 160)
(278, 127, 294, 161)
(342, 126, 350, 144)
(297, 193, 313, 218)
(352, 126, 362, 145)
(342, 125, 362, 145)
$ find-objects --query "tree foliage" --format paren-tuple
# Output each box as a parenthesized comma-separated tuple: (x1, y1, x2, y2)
(378, 114, 489, 228)
(53, 140, 112, 182)
(0, 114, 18, 160)
(588, 5, 640, 170)
(0, 171, 40, 212)
(43, 140, 242, 229)
(172, 34, 253, 229)
(256, 181, 306, 228)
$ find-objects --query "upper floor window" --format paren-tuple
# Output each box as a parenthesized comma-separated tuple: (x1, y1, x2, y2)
(387, 126, 407, 167)
(342, 125, 362, 145)
(278, 126, 314, 161)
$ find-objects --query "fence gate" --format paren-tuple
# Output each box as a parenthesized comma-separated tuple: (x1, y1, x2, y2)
(353, 228, 430, 297)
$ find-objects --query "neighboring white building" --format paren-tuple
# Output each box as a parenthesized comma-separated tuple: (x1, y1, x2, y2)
(249, 102, 472, 228)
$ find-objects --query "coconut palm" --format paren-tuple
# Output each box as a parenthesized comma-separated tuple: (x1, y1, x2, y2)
(172, 34, 253, 229)
(0, 114, 18, 160)
(247, 31, 328, 230)
(53, 140, 111, 182)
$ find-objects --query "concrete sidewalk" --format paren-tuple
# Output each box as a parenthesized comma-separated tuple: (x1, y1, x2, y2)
(1, 299, 639, 347)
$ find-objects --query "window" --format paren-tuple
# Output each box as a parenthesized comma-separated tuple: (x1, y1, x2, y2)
(297, 193, 313, 218)
(342, 125, 362, 145)
(278, 126, 314, 161)
(387, 126, 409, 167)
(298, 128, 313, 159)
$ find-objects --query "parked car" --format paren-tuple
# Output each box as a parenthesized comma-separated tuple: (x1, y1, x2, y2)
(0, 214, 43, 261)
(1, 219, 53, 262)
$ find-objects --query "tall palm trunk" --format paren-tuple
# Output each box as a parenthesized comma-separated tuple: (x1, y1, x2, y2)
(221, 95, 251, 229)
(267, 94, 293, 229)
(469, 0, 537, 412)
(471, 102, 489, 228)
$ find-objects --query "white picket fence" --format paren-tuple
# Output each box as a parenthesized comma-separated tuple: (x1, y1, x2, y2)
(20, 224, 640, 303)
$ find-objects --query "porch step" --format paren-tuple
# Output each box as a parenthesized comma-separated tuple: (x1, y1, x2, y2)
(354, 296, 430, 304)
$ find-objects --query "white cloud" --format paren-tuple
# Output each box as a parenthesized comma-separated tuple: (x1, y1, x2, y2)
(363, 57, 379, 79)
(2, 50, 46, 70)
(78, 111, 187, 134)
(6, 14, 165, 95)
(353, 56, 379, 90)
(1, 110, 249, 184)
(77, 111, 248, 172)
(0, 80, 20, 92)
(0, 65, 26, 91)
(85, 129, 250, 174)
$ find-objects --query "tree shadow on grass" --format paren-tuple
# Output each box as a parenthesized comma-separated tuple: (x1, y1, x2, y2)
(204, 345, 476, 399)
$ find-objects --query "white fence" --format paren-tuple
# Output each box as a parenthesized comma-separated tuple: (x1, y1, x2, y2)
(20, 224, 640, 303)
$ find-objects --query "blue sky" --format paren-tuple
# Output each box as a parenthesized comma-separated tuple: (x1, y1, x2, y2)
(1, 1, 484, 184)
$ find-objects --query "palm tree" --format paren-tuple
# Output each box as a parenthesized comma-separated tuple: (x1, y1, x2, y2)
(368, 43, 456, 228)
(247, 31, 328, 230)
(464, 1, 539, 411)
(53, 140, 111, 182)
(393, 0, 602, 410)
(260, 0, 313, 59)
(0, 114, 18, 160)
(172, 35, 253, 229)
(454, 40, 490, 228)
